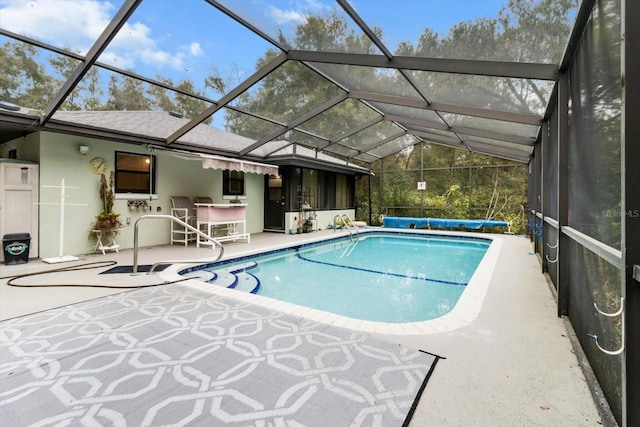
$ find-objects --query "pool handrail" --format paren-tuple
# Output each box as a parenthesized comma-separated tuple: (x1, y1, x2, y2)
(343, 214, 360, 239)
(333, 214, 360, 240)
(132, 214, 224, 274)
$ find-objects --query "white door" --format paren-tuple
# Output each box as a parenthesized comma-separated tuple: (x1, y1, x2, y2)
(1, 162, 39, 258)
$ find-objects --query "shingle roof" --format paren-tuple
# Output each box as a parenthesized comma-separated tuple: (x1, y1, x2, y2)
(52, 110, 369, 173)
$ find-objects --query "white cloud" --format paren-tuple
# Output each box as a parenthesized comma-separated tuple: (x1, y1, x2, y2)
(0, 0, 113, 51)
(266, 5, 305, 25)
(302, 0, 326, 12)
(96, 50, 134, 69)
(104, 20, 189, 71)
(0, 0, 198, 73)
(188, 42, 203, 57)
(264, 0, 330, 27)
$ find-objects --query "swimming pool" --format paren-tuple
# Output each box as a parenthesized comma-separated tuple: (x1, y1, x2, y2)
(178, 231, 498, 328)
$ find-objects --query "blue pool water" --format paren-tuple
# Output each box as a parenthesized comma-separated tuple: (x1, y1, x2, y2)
(181, 232, 490, 323)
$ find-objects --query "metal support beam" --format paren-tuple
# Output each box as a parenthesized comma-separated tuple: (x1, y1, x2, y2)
(384, 114, 449, 131)
(451, 124, 536, 146)
(466, 147, 530, 164)
(368, 173, 372, 225)
(239, 93, 347, 156)
(357, 130, 408, 153)
(540, 121, 548, 274)
(207, 0, 289, 52)
(349, 91, 543, 126)
(623, 0, 640, 425)
(410, 129, 527, 163)
(166, 53, 288, 145)
(560, 227, 623, 270)
(534, 151, 542, 254)
(421, 141, 425, 216)
(287, 50, 558, 81)
(40, 0, 142, 124)
(410, 130, 461, 146)
(384, 114, 536, 147)
(334, 0, 464, 153)
(337, 0, 393, 59)
(559, 0, 597, 72)
(557, 72, 570, 317)
(0, 28, 219, 106)
(320, 117, 383, 151)
(464, 141, 532, 161)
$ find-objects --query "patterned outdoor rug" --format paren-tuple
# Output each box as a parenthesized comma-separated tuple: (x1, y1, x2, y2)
(0, 284, 440, 426)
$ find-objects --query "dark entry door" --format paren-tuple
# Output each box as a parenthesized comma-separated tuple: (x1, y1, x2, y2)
(264, 175, 285, 230)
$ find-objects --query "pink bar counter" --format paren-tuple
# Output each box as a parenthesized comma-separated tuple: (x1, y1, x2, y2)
(194, 203, 250, 246)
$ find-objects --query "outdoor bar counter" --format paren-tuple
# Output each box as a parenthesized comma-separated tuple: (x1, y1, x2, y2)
(195, 203, 250, 246)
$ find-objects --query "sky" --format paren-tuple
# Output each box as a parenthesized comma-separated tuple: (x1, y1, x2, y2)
(0, 0, 508, 93)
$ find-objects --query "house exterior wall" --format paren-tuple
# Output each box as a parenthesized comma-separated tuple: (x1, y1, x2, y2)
(0, 133, 40, 160)
(3, 131, 265, 258)
(284, 209, 356, 233)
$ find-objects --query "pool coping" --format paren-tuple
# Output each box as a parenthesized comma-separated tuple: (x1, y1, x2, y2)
(160, 228, 503, 336)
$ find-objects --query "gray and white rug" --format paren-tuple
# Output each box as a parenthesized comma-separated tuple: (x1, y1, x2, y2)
(0, 284, 439, 426)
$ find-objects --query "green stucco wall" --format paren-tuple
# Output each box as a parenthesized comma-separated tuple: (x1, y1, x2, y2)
(7, 131, 265, 258)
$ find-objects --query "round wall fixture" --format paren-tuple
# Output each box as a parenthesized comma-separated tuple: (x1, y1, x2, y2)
(89, 157, 108, 175)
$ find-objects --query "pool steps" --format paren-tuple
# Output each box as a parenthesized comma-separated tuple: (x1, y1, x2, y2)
(182, 262, 260, 293)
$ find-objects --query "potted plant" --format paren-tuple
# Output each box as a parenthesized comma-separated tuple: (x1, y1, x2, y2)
(90, 171, 122, 239)
(303, 219, 313, 233)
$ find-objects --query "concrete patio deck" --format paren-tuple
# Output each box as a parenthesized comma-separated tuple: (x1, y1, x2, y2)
(0, 230, 613, 426)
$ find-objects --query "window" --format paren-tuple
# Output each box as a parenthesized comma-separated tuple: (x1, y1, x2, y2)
(282, 166, 356, 211)
(335, 174, 348, 208)
(299, 167, 354, 209)
(115, 151, 156, 194)
(223, 170, 245, 196)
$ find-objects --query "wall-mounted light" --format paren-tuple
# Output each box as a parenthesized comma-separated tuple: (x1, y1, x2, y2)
(79, 145, 89, 155)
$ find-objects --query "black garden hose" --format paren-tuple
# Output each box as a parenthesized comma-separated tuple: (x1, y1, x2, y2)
(2, 261, 190, 289)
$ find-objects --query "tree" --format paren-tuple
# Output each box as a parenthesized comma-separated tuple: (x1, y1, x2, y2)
(0, 41, 55, 109)
(226, 9, 379, 142)
(146, 76, 177, 113)
(219, 2, 576, 231)
(81, 67, 105, 111)
(173, 79, 211, 124)
(106, 74, 151, 111)
(48, 51, 107, 111)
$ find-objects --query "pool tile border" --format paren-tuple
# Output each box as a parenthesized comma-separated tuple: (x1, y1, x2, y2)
(162, 229, 503, 336)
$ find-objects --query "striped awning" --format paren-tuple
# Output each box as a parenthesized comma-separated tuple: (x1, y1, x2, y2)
(200, 154, 279, 175)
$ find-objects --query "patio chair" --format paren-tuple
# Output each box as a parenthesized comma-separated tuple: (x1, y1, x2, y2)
(170, 196, 197, 246)
(193, 196, 213, 204)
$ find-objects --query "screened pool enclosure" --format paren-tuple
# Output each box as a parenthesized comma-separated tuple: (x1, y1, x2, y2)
(0, 1, 637, 425)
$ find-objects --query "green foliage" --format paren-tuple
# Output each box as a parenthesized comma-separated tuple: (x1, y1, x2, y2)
(91, 172, 121, 236)
(359, 147, 528, 233)
(0, 42, 212, 121)
(0, 2, 574, 238)
(0, 1, 576, 136)
(0, 41, 55, 108)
